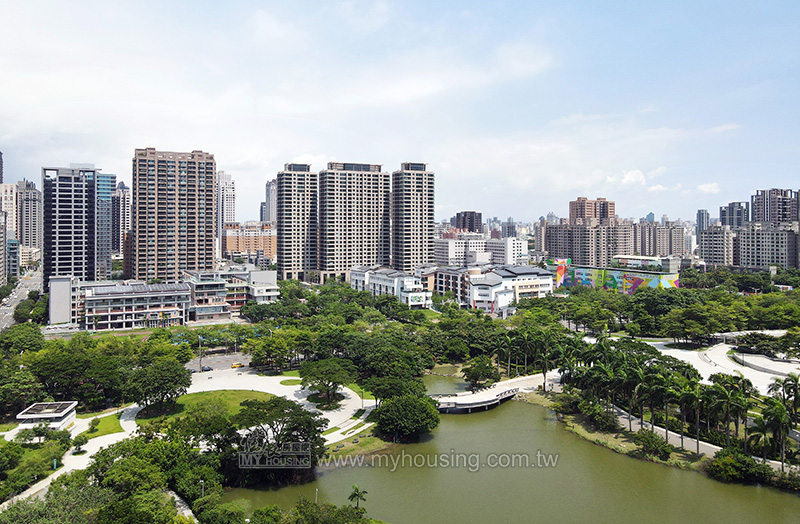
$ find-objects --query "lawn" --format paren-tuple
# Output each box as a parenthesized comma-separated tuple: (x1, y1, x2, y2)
(0, 421, 18, 432)
(80, 415, 124, 439)
(136, 390, 275, 426)
(280, 379, 302, 386)
(77, 404, 133, 419)
(420, 309, 441, 319)
(346, 383, 375, 400)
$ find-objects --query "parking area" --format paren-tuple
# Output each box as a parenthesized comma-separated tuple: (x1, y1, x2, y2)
(184, 351, 251, 373)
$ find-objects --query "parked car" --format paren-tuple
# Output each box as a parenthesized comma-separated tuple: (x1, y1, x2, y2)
(201, 366, 213, 372)
(231, 362, 244, 368)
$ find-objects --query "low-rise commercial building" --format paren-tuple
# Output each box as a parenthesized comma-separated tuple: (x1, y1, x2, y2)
(84, 282, 192, 330)
(351, 266, 433, 309)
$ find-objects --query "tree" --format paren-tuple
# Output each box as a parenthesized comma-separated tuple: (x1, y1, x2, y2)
(375, 394, 440, 441)
(127, 359, 191, 409)
(360, 377, 425, 407)
(348, 484, 368, 509)
(72, 434, 89, 453)
(747, 415, 772, 463)
(462, 355, 499, 389)
(764, 396, 793, 472)
(300, 358, 356, 404)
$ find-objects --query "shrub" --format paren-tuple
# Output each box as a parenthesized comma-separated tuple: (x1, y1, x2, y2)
(706, 447, 774, 485)
(633, 429, 673, 461)
(552, 393, 581, 414)
(89, 418, 100, 433)
(578, 399, 619, 433)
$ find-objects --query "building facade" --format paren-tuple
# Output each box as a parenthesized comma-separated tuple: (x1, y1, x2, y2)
(318, 162, 390, 282)
(17, 179, 42, 251)
(216, 171, 236, 258)
(276, 163, 318, 281)
(698, 224, 735, 266)
(95, 172, 117, 279)
(720, 201, 749, 228)
(752, 189, 798, 224)
(350, 265, 433, 309)
(454, 211, 482, 232)
(223, 221, 276, 259)
(735, 222, 799, 269)
(264, 178, 277, 223)
(569, 197, 616, 225)
(0, 184, 17, 238)
(111, 182, 131, 254)
(131, 148, 216, 282)
(42, 166, 97, 290)
(391, 163, 434, 273)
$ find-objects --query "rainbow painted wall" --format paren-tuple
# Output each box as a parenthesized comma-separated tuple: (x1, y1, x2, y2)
(546, 259, 679, 294)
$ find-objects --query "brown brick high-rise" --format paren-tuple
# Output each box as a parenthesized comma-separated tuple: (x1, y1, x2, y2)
(131, 148, 216, 282)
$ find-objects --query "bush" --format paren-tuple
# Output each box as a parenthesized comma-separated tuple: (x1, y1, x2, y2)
(552, 393, 581, 414)
(633, 429, 673, 461)
(89, 418, 100, 433)
(578, 399, 619, 433)
(706, 447, 774, 485)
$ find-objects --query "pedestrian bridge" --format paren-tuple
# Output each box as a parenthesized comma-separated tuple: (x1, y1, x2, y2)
(432, 385, 521, 413)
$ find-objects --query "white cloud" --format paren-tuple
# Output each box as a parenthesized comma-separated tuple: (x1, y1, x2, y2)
(697, 183, 721, 194)
(709, 124, 741, 133)
(647, 184, 667, 192)
(606, 169, 646, 186)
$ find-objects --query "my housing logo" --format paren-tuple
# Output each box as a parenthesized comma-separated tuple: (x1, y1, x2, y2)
(238, 428, 312, 469)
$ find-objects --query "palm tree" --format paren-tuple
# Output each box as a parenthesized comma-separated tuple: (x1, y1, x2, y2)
(515, 330, 536, 373)
(768, 376, 788, 406)
(785, 372, 800, 422)
(683, 382, 704, 456)
(747, 415, 772, 463)
(348, 484, 368, 509)
(764, 397, 793, 473)
(711, 383, 735, 447)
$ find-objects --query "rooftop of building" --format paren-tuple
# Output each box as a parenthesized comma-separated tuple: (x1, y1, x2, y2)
(17, 401, 78, 420)
(88, 283, 191, 297)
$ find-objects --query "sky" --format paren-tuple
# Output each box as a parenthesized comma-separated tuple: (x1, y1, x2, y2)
(1, 1, 799, 224)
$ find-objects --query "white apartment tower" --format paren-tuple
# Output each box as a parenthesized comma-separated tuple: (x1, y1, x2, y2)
(318, 162, 390, 282)
(0, 184, 17, 238)
(131, 148, 216, 282)
(276, 164, 318, 281)
(264, 179, 277, 223)
(17, 179, 42, 251)
(216, 171, 236, 258)
(391, 163, 434, 273)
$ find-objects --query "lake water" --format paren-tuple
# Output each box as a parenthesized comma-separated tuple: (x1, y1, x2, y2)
(223, 374, 800, 523)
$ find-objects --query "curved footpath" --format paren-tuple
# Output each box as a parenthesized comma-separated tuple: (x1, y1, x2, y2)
(0, 368, 374, 509)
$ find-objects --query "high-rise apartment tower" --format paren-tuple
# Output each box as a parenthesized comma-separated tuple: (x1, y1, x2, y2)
(276, 164, 318, 281)
(131, 148, 216, 282)
(391, 163, 434, 273)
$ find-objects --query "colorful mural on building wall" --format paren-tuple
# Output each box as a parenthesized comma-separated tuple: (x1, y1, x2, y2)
(546, 260, 679, 295)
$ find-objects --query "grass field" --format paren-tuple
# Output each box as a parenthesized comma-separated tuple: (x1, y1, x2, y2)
(80, 415, 124, 439)
(280, 379, 302, 386)
(0, 421, 18, 432)
(136, 390, 275, 426)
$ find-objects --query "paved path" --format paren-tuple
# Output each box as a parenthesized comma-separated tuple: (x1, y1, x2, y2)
(434, 372, 561, 411)
(1, 368, 369, 508)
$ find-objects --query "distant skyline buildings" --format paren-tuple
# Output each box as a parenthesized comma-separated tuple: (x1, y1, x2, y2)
(569, 197, 616, 226)
(453, 211, 482, 233)
(263, 179, 277, 223)
(111, 181, 131, 254)
(719, 201, 749, 228)
(751, 189, 798, 224)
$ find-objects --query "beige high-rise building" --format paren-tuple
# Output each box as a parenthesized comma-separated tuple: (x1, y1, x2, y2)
(392, 163, 434, 273)
(318, 162, 390, 283)
(131, 148, 216, 282)
(223, 221, 276, 258)
(569, 197, 616, 225)
(277, 164, 318, 281)
(18, 179, 43, 251)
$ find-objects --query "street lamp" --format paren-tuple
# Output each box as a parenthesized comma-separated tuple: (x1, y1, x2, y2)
(198, 336, 204, 372)
(200, 479, 204, 498)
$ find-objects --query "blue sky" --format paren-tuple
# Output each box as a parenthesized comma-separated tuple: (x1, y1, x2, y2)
(1, 1, 798, 223)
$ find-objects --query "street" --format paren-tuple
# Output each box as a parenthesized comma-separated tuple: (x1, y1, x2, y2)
(0, 268, 42, 331)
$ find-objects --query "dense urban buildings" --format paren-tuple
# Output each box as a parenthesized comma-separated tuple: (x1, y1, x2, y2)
(454, 211, 482, 232)
(131, 148, 216, 282)
(223, 221, 276, 259)
(42, 165, 97, 290)
(276, 163, 318, 281)
(751, 188, 798, 224)
(111, 182, 131, 254)
(696, 209, 710, 239)
(391, 163, 435, 273)
(719, 201, 749, 228)
(569, 197, 616, 225)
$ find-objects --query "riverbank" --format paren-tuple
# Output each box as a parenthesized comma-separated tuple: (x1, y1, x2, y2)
(516, 390, 710, 473)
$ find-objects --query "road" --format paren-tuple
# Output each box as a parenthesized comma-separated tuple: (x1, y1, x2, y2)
(0, 269, 42, 330)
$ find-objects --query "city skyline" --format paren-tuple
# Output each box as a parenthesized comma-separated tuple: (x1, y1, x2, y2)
(1, 2, 799, 223)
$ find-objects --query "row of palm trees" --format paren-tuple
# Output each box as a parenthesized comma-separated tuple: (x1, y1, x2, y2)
(557, 336, 798, 472)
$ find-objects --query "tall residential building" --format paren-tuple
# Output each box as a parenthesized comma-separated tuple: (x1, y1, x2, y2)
(0, 184, 17, 237)
(736, 222, 799, 269)
(391, 162, 434, 273)
(544, 223, 634, 267)
(216, 171, 236, 258)
(0, 212, 6, 285)
(259, 202, 269, 222)
(696, 209, 710, 239)
(569, 197, 616, 225)
(318, 162, 390, 282)
(276, 164, 318, 281)
(17, 179, 42, 251)
(111, 182, 131, 254)
(698, 225, 734, 266)
(42, 166, 97, 289)
(501, 218, 517, 238)
(454, 211, 482, 232)
(223, 221, 276, 259)
(264, 179, 277, 223)
(633, 222, 686, 257)
(0, 151, 3, 183)
(131, 148, 216, 282)
(751, 189, 798, 224)
(720, 201, 749, 228)
(6, 233, 18, 278)
(95, 172, 116, 279)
